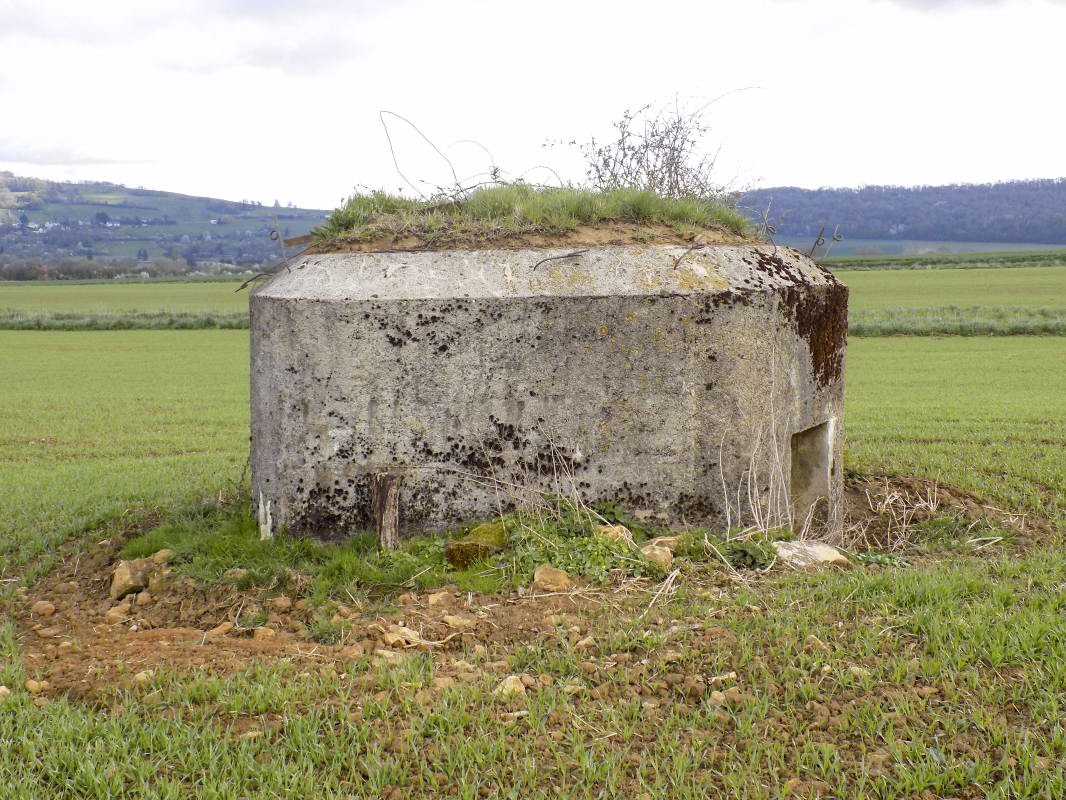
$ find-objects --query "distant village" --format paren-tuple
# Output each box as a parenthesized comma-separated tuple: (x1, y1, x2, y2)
(0, 172, 325, 280)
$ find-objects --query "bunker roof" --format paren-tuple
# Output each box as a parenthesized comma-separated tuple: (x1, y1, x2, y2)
(257, 244, 839, 302)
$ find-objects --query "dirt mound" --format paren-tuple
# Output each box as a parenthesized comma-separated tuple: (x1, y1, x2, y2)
(13, 475, 1048, 702)
(14, 535, 619, 701)
(842, 474, 1048, 552)
(316, 223, 752, 254)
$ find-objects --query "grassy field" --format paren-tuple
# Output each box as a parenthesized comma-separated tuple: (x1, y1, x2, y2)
(838, 265, 1066, 335)
(824, 248, 1066, 269)
(845, 338, 1065, 519)
(4, 260, 1065, 334)
(840, 266, 1066, 312)
(0, 331, 248, 580)
(1, 297, 1064, 794)
(0, 281, 249, 313)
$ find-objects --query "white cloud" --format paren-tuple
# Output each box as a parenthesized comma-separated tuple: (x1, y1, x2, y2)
(1, 0, 1065, 207)
(876, 0, 1065, 7)
(0, 141, 145, 166)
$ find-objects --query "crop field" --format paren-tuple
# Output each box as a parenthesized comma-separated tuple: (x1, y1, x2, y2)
(0, 280, 248, 313)
(1, 274, 1064, 797)
(839, 265, 1066, 335)
(4, 259, 1065, 335)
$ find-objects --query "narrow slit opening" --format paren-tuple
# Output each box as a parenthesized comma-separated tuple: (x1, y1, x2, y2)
(790, 420, 832, 530)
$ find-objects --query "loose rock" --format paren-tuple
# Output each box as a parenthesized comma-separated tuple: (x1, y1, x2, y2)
(271, 596, 292, 611)
(494, 675, 526, 698)
(772, 541, 851, 569)
(110, 559, 155, 600)
(30, 600, 56, 617)
(426, 590, 451, 606)
(442, 614, 475, 630)
(205, 621, 233, 639)
(0, 686, 10, 700)
(253, 626, 277, 641)
(531, 564, 572, 592)
(595, 524, 634, 545)
(134, 670, 154, 685)
(105, 603, 130, 625)
(647, 536, 680, 551)
(151, 549, 175, 565)
(641, 544, 673, 568)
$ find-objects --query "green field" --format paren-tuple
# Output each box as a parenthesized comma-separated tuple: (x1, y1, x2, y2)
(839, 265, 1066, 335)
(3, 265, 1063, 314)
(4, 263, 1066, 335)
(840, 266, 1066, 312)
(1, 282, 1065, 795)
(0, 281, 249, 314)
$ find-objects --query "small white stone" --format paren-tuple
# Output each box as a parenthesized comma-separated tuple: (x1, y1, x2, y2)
(494, 675, 526, 698)
(641, 544, 673, 568)
(772, 541, 851, 569)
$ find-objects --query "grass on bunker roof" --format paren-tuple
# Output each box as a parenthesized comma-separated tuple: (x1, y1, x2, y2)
(313, 184, 752, 249)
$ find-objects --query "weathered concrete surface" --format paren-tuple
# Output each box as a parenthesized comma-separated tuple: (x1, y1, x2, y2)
(250, 244, 847, 539)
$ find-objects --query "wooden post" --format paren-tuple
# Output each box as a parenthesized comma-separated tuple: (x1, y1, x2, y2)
(371, 473, 402, 550)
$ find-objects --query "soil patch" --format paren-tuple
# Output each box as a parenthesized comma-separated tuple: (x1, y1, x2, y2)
(14, 535, 626, 699)
(842, 474, 1051, 552)
(315, 223, 751, 254)
(13, 476, 1049, 702)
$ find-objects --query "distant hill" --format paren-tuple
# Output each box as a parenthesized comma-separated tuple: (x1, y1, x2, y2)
(739, 178, 1066, 246)
(0, 172, 327, 280)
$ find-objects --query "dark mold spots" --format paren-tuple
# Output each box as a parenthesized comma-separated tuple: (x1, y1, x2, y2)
(693, 289, 755, 324)
(290, 483, 370, 541)
(780, 283, 849, 388)
(750, 250, 804, 284)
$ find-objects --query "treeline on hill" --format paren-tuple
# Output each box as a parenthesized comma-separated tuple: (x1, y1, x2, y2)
(0, 257, 213, 282)
(740, 179, 1066, 244)
(0, 172, 326, 280)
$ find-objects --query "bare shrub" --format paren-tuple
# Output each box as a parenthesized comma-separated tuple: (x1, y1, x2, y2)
(559, 101, 736, 202)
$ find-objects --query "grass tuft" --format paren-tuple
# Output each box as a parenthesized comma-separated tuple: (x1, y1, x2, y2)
(315, 185, 750, 246)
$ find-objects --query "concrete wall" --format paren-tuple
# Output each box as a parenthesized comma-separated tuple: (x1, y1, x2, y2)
(250, 244, 847, 539)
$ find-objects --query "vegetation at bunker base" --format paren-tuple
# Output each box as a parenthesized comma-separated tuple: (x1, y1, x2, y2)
(314, 185, 752, 245)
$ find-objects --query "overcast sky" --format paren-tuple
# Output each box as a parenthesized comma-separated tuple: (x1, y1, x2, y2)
(2, 0, 1064, 209)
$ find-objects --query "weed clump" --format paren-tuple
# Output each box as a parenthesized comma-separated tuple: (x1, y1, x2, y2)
(120, 498, 799, 609)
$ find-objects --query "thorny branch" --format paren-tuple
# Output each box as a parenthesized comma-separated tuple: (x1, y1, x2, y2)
(672, 243, 705, 270)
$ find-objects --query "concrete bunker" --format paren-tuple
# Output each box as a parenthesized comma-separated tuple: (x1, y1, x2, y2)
(250, 243, 848, 540)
